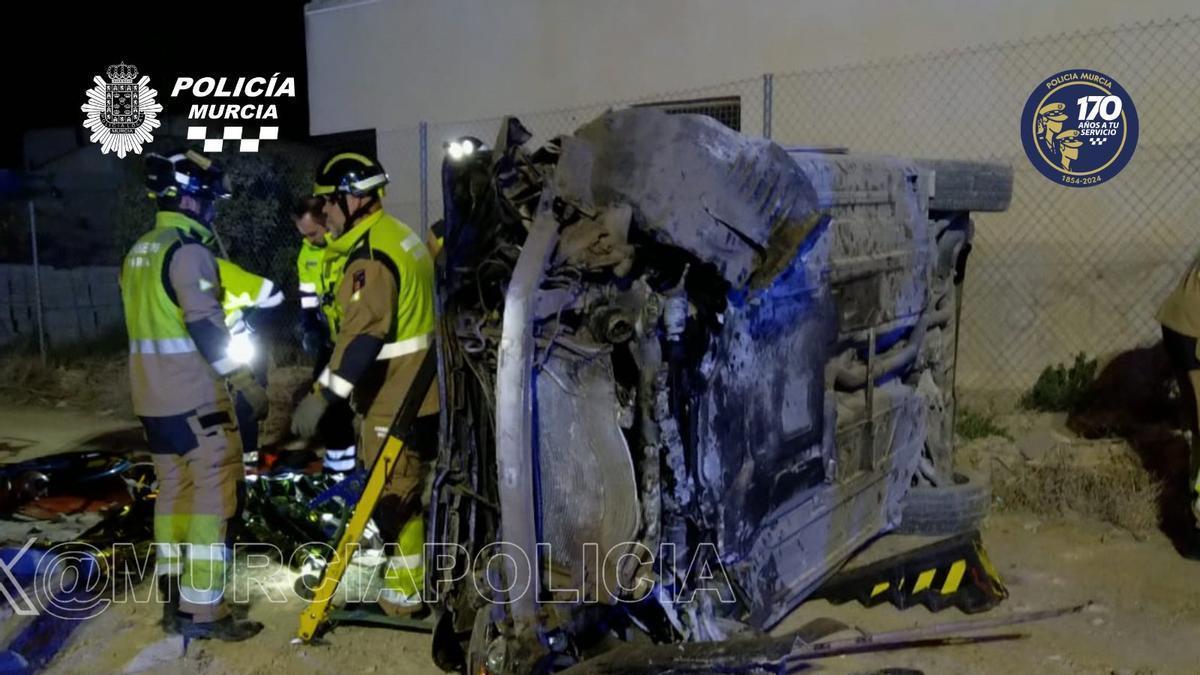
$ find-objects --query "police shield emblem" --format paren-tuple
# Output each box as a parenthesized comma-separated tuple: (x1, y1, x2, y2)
(101, 64, 144, 133)
(82, 62, 163, 158)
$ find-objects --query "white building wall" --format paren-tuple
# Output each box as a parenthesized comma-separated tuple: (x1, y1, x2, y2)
(305, 1, 1200, 390)
(305, 0, 1193, 135)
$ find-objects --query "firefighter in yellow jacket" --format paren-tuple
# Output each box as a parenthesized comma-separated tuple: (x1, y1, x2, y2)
(291, 152, 438, 615)
(293, 197, 357, 475)
(295, 196, 337, 356)
(216, 257, 281, 471)
(121, 150, 266, 640)
(1158, 251, 1200, 547)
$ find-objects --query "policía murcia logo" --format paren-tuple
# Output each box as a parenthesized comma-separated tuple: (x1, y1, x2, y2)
(1020, 69, 1138, 187)
(171, 74, 295, 152)
(81, 63, 163, 158)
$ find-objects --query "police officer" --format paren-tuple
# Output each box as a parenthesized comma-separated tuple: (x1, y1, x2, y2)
(121, 150, 266, 640)
(293, 197, 357, 475)
(291, 152, 438, 614)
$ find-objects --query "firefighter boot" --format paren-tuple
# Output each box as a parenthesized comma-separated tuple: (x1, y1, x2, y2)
(158, 575, 180, 634)
(378, 515, 425, 617)
(178, 615, 264, 642)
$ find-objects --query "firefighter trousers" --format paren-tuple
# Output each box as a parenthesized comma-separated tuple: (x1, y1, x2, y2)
(140, 397, 242, 622)
(360, 408, 437, 597)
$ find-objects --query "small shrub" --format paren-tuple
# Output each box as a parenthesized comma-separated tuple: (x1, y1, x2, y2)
(1021, 352, 1097, 412)
(957, 407, 1012, 441)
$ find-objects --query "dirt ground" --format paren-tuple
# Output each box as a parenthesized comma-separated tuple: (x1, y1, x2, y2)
(36, 510, 1200, 675)
(47, 567, 441, 675)
(3, 393, 1198, 673)
(775, 513, 1200, 674)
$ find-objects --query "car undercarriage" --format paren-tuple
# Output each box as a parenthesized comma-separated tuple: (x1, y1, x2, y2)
(428, 108, 1011, 673)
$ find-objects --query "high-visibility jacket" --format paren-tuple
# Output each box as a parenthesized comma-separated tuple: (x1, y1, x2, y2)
(297, 240, 324, 310)
(218, 258, 282, 318)
(317, 209, 436, 413)
(120, 211, 233, 416)
(320, 209, 438, 598)
(297, 239, 344, 330)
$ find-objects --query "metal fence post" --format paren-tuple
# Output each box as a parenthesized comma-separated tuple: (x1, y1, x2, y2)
(419, 121, 429, 234)
(762, 73, 774, 140)
(27, 199, 46, 364)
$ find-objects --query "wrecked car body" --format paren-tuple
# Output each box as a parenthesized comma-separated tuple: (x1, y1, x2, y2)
(430, 108, 1011, 672)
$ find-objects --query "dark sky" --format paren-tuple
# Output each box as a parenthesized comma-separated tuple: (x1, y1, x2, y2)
(2, 0, 310, 168)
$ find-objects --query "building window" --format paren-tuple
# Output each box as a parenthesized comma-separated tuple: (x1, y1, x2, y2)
(634, 96, 741, 132)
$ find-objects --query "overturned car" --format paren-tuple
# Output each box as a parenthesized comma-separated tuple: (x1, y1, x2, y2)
(427, 109, 1012, 672)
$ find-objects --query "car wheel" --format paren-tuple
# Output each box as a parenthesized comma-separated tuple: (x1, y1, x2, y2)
(467, 605, 499, 675)
(896, 470, 991, 535)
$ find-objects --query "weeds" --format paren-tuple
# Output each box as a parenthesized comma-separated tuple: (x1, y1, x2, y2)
(1021, 352, 1098, 413)
(957, 406, 1012, 441)
(992, 450, 1162, 537)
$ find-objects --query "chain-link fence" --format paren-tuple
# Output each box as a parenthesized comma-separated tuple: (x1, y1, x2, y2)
(381, 15, 1200, 394)
(11, 17, 1197, 391)
(377, 124, 424, 235)
(4, 129, 329, 356)
(771, 16, 1200, 393)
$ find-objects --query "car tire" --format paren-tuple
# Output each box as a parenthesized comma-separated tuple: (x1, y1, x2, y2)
(919, 159, 1013, 212)
(896, 470, 991, 535)
(467, 605, 497, 675)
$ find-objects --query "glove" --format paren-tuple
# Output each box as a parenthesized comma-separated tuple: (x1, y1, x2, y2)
(228, 368, 269, 421)
(291, 389, 331, 440)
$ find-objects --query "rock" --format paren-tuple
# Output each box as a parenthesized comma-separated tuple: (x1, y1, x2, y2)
(1015, 428, 1061, 460)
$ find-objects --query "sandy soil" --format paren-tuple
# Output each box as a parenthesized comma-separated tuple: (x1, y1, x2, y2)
(775, 513, 1200, 674)
(5, 405, 1196, 674)
(35, 510, 1199, 674)
(0, 407, 140, 463)
(47, 567, 440, 675)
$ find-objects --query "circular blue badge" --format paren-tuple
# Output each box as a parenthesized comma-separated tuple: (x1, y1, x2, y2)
(1020, 69, 1138, 187)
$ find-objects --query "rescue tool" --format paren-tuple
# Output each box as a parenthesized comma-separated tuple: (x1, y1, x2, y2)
(296, 348, 438, 642)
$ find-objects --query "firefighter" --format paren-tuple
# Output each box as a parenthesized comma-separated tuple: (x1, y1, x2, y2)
(121, 150, 267, 640)
(1158, 251, 1200, 545)
(296, 196, 334, 359)
(293, 196, 357, 475)
(216, 258, 281, 471)
(291, 152, 438, 614)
